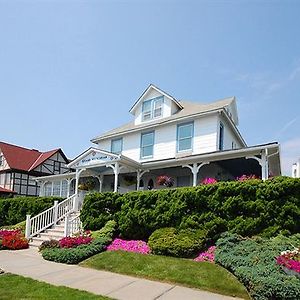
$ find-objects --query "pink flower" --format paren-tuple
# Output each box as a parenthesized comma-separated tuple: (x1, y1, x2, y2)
(107, 238, 150, 254)
(194, 246, 216, 263)
(201, 178, 217, 185)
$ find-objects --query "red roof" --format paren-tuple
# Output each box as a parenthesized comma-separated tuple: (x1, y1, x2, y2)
(0, 142, 61, 172)
(0, 187, 16, 193)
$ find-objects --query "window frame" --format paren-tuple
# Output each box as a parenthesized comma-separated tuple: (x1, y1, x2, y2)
(142, 96, 164, 121)
(111, 138, 123, 154)
(177, 122, 194, 152)
(140, 131, 155, 159)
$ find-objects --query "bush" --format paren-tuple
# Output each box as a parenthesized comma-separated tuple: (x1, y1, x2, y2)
(215, 233, 300, 300)
(38, 239, 60, 251)
(148, 227, 207, 258)
(59, 233, 93, 248)
(41, 237, 108, 264)
(0, 230, 29, 250)
(80, 192, 122, 231)
(80, 176, 300, 241)
(91, 220, 117, 240)
(41, 220, 116, 264)
(0, 196, 62, 227)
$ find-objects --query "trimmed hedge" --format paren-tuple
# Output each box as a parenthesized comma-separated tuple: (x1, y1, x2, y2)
(0, 196, 62, 227)
(41, 220, 117, 264)
(148, 227, 207, 258)
(81, 177, 300, 241)
(215, 233, 300, 299)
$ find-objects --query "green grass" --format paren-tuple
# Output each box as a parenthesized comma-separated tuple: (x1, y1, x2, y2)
(0, 273, 111, 300)
(80, 251, 250, 299)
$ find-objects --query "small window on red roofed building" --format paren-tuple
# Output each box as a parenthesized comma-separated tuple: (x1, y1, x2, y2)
(54, 161, 60, 172)
(0, 155, 3, 166)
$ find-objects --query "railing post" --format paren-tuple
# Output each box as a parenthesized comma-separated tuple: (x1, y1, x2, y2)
(25, 214, 31, 239)
(64, 213, 69, 237)
(53, 200, 59, 225)
(73, 194, 79, 212)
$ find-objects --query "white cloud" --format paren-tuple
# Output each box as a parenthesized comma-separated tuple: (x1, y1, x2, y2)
(280, 138, 300, 175)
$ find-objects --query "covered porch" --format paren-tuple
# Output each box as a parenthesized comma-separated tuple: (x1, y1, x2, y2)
(37, 142, 281, 197)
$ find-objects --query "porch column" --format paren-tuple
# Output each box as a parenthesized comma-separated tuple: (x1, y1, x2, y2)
(95, 175, 104, 193)
(51, 182, 54, 196)
(75, 168, 86, 194)
(136, 169, 149, 190)
(38, 181, 46, 196)
(66, 178, 74, 197)
(246, 149, 269, 181)
(182, 162, 210, 186)
(106, 162, 124, 193)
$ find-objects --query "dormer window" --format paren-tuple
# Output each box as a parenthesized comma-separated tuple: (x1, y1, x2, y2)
(142, 96, 163, 121)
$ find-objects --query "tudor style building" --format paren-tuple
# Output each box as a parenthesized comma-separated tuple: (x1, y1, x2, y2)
(0, 141, 70, 197)
(37, 84, 281, 197)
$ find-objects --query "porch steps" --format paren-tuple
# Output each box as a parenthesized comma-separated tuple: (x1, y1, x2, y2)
(29, 212, 80, 248)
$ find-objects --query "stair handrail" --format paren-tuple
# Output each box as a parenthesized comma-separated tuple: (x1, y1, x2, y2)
(64, 213, 82, 237)
(25, 193, 78, 239)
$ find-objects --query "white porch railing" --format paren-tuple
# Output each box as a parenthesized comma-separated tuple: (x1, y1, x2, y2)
(64, 213, 82, 237)
(25, 194, 78, 239)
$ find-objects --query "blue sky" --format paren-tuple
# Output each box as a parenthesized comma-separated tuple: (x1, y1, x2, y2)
(0, 0, 299, 175)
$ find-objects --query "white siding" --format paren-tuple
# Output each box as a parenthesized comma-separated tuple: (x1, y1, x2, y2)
(97, 114, 221, 162)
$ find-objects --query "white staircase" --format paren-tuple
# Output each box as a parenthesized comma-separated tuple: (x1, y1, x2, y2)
(29, 212, 80, 248)
(25, 194, 83, 248)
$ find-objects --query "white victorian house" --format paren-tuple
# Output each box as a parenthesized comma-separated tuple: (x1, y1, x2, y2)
(26, 84, 281, 241)
(37, 84, 281, 196)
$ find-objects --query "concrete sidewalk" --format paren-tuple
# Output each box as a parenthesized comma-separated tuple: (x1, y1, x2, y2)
(0, 248, 243, 300)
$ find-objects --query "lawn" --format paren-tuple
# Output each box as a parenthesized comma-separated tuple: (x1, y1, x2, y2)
(80, 250, 250, 299)
(0, 273, 111, 300)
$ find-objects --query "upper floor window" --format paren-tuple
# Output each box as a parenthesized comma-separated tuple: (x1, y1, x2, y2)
(111, 138, 123, 154)
(0, 155, 3, 166)
(141, 131, 154, 158)
(142, 96, 163, 121)
(54, 161, 60, 172)
(177, 122, 194, 152)
(219, 122, 224, 151)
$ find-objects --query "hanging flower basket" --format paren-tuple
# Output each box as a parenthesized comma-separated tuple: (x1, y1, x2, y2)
(157, 175, 174, 187)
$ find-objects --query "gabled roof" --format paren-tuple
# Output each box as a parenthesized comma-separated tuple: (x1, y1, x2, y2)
(0, 141, 64, 172)
(92, 96, 235, 142)
(129, 84, 183, 114)
(0, 187, 16, 194)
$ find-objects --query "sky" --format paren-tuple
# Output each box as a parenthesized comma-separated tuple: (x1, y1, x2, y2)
(0, 0, 299, 175)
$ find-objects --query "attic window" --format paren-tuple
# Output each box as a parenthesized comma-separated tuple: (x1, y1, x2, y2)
(142, 96, 163, 121)
(0, 155, 3, 166)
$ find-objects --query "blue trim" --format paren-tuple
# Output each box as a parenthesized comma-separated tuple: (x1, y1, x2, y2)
(142, 96, 164, 122)
(140, 130, 155, 159)
(111, 137, 123, 154)
(176, 121, 194, 153)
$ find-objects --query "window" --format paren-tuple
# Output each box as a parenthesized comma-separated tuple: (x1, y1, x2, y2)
(54, 161, 60, 172)
(177, 122, 193, 152)
(219, 122, 224, 151)
(0, 155, 3, 166)
(141, 131, 154, 158)
(111, 138, 123, 154)
(142, 96, 164, 121)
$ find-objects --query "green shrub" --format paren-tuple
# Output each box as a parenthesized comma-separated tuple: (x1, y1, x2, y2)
(215, 233, 300, 300)
(80, 192, 122, 231)
(41, 220, 116, 264)
(41, 237, 108, 264)
(0, 196, 62, 227)
(148, 227, 207, 258)
(91, 220, 117, 240)
(0, 220, 26, 234)
(80, 177, 300, 241)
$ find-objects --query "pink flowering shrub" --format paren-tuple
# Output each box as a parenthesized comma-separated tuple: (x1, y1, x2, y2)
(157, 175, 174, 187)
(236, 174, 259, 181)
(276, 248, 300, 274)
(194, 246, 216, 262)
(59, 232, 93, 248)
(0, 229, 21, 238)
(201, 178, 217, 185)
(107, 238, 150, 254)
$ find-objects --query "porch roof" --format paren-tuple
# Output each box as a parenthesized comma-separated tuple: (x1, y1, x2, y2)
(141, 142, 281, 175)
